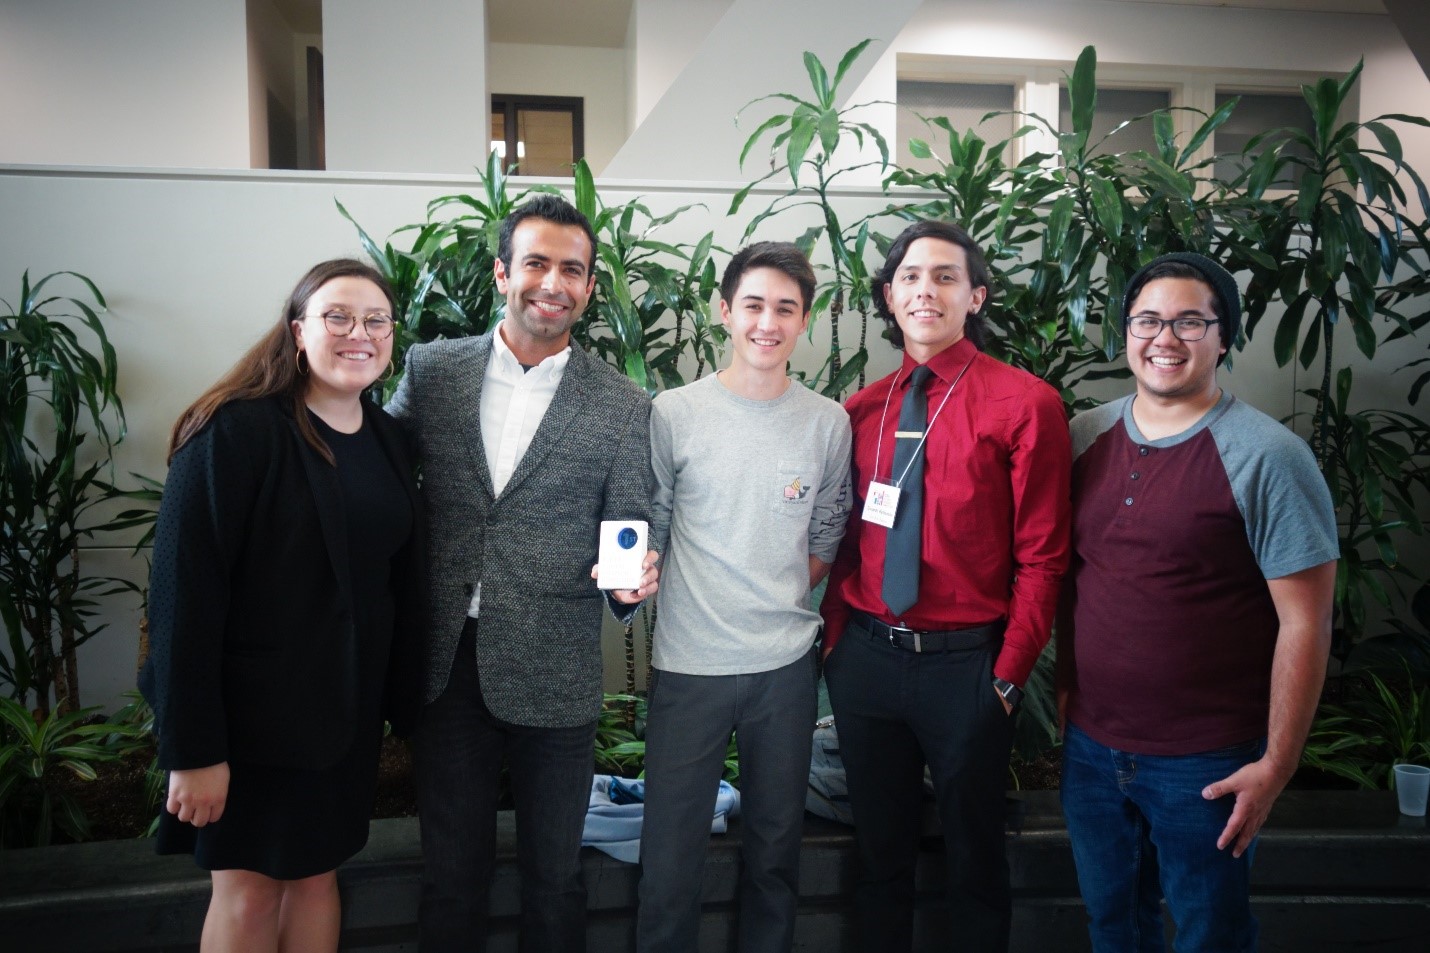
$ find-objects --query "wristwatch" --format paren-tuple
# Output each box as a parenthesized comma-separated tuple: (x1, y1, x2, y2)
(992, 677, 1023, 710)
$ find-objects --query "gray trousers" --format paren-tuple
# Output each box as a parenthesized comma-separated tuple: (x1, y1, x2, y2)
(635, 650, 818, 953)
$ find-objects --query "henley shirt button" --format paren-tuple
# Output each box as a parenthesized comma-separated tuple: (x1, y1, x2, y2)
(1139, 446, 1150, 456)
(1124, 497, 1134, 506)
(1130, 472, 1140, 480)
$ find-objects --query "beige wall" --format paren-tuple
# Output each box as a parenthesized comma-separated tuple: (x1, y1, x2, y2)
(626, 0, 731, 130)
(0, 0, 250, 168)
(322, 0, 489, 173)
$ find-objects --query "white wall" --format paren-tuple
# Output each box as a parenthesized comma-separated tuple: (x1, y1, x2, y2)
(9, 0, 1422, 184)
(322, 0, 488, 173)
(0, 0, 251, 168)
(488, 42, 628, 175)
(626, 0, 731, 130)
(605, 0, 925, 181)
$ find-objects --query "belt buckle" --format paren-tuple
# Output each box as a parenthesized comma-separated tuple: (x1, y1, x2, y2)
(889, 623, 918, 652)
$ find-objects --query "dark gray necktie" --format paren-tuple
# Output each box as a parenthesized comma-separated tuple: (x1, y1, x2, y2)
(882, 364, 932, 618)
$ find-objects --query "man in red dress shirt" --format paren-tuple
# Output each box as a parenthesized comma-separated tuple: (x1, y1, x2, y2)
(821, 221, 1071, 953)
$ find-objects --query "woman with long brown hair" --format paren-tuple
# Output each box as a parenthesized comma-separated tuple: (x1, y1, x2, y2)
(139, 258, 423, 952)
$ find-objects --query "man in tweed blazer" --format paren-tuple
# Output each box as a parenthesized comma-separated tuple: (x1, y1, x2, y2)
(387, 194, 657, 952)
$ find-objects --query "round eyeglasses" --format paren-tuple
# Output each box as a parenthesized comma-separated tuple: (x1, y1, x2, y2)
(311, 308, 396, 341)
(1127, 316, 1218, 342)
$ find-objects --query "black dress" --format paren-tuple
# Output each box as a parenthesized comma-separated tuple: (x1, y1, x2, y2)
(156, 414, 412, 879)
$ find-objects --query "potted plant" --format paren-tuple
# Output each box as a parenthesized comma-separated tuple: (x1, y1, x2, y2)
(0, 270, 136, 717)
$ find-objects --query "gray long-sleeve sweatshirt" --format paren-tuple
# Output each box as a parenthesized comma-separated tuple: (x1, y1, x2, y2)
(649, 373, 852, 675)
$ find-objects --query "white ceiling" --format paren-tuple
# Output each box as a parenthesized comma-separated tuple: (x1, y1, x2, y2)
(270, 0, 635, 47)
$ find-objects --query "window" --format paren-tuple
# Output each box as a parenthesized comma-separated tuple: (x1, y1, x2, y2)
(896, 81, 1015, 172)
(490, 95, 585, 176)
(1058, 87, 1170, 159)
(1213, 92, 1316, 188)
(893, 55, 1342, 188)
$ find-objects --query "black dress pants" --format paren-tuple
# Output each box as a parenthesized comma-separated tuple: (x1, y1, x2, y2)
(825, 616, 1015, 953)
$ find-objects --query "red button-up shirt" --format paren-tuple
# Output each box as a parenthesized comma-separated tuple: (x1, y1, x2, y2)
(820, 336, 1072, 686)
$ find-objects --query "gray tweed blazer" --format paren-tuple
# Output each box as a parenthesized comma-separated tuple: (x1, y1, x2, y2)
(387, 331, 652, 727)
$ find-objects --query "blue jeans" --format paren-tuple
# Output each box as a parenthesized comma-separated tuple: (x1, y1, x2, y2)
(1060, 723, 1265, 953)
(636, 651, 818, 953)
(415, 623, 597, 953)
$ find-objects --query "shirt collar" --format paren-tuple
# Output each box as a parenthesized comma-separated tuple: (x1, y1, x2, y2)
(492, 320, 572, 379)
(900, 335, 977, 385)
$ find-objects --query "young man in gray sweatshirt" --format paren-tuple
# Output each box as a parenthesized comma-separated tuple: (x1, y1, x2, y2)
(635, 242, 853, 953)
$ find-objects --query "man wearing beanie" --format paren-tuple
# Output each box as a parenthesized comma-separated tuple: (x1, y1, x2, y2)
(1056, 251, 1339, 951)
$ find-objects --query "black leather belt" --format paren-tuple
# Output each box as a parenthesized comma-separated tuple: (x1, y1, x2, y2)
(853, 611, 1004, 653)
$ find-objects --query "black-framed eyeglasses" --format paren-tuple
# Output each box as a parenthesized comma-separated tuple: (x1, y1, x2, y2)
(310, 308, 396, 341)
(1127, 315, 1218, 342)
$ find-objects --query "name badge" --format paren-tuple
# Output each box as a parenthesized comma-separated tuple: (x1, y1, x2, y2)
(862, 480, 901, 528)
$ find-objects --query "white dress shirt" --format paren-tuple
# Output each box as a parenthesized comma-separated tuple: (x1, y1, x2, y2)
(468, 320, 571, 616)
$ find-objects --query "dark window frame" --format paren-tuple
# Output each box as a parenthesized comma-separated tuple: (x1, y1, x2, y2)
(490, 94, 585, 175)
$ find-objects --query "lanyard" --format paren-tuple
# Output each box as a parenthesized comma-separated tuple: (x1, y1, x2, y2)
(872, 355, 976, 489)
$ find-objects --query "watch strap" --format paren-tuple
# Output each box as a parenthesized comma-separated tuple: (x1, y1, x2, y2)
(992, 677, 1023, 708)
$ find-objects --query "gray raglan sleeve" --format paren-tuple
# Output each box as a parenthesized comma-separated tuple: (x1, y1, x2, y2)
(1069, 398, 1127, 461)
(1216, 407, 1340, 579)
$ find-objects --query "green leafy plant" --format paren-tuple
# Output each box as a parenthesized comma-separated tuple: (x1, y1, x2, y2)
(1302, 662, 1430, 790)
(339, 154, 723, 398)
(1002, 47, 1245, 406)
(1296, 369, 1430, 655)
(1341, 580, 1430, 683)
(594, 692, 648, 778)
(110, 690, 163, 837)
(1234, 59, 1429, 399)
(1, 270, 140, 716)
(1220, 61, 1430, 648)
(885, 112, 1124, 411)
(1011, 647, 1060, 766)
(593, 692, 738, 783)
(732, 38, 888, 396)
(0, 695, 146, 847)
(570, 159, 722, 392)
(337, 151, 556, 399)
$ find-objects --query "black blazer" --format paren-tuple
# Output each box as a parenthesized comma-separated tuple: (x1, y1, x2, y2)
(139, 395, 424, 771)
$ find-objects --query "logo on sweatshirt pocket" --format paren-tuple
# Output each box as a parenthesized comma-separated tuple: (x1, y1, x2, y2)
(773, 459, 817, 515)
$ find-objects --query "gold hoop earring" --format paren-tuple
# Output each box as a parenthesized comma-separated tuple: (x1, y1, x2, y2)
(295, 350, 309, 376)
(379, 358, 396, 383)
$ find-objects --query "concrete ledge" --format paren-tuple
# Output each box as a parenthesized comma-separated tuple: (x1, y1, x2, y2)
(1, 791, 1426, 952)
